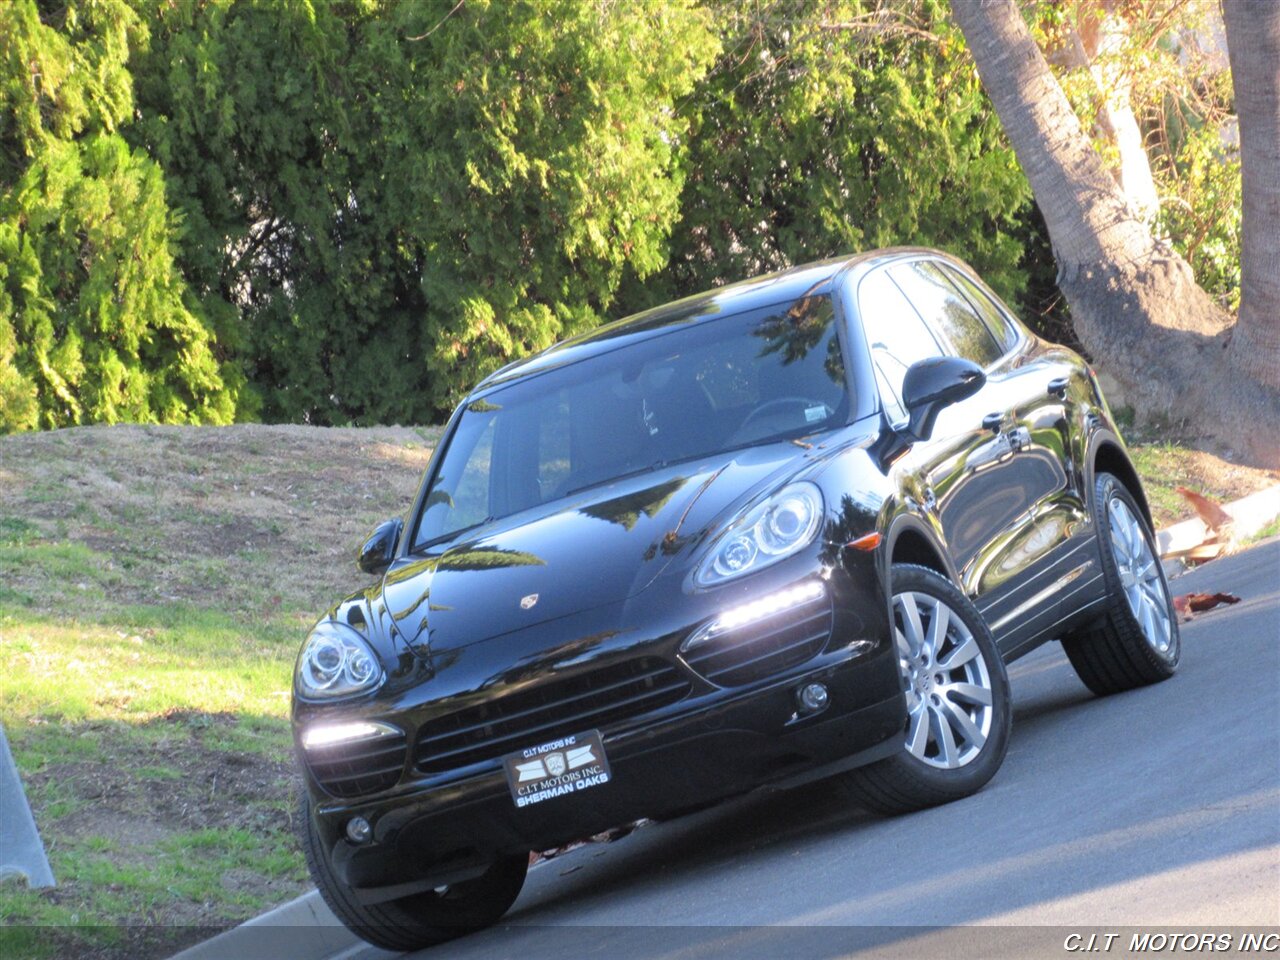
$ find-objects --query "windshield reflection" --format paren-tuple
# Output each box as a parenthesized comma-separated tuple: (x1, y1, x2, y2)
(415, 292, 852, 550)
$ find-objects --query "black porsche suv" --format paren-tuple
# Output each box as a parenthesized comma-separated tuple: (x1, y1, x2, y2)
(293, 249, 1179, 950)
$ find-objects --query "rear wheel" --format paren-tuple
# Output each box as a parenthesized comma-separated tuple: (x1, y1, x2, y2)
(837, 563, 1011, 815)
(298, 793, 527, 952)
(1061, 472, 1180, 696)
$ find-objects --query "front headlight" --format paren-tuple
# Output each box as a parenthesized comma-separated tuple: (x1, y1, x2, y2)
(295, 621, 385, 700)
(695, 482, 824, 587)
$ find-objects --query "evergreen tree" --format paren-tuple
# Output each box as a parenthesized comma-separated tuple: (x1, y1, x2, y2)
(0, 0, 242, 431)
(1, 0, 1248, 435)
(618, 0, 1031, 315)
(134, 0, 719, 424)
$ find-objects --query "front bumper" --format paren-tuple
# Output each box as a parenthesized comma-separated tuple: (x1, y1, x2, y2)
(309, 645, 905, 901)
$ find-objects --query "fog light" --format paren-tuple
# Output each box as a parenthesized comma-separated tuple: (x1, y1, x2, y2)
(797, 682, 829, 714)
(346, 817, 372, 844)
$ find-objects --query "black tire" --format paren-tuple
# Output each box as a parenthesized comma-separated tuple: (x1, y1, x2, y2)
(1061, 472, 1180, 696)
(298, 792, 527, 952)
(837, 563, 1011, 816)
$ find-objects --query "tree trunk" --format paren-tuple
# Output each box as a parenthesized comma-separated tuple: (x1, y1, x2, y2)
(1222, 0, 1280, 394)
(951, 0, 1279, 467)
(1045, 3, 1161, 221)
(1072, 3, 1160, 221)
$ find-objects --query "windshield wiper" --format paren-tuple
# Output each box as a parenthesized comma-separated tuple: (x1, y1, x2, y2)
(565, 461, 671, 499)
(418, 516, 496, 550)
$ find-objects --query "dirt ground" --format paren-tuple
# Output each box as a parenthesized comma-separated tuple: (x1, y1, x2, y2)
(1123, 432, 1280, 528)
(0, 423, 437, 617)
(1, 424, 438, 960)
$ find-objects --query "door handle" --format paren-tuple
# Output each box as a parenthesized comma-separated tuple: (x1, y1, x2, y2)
(982, 412, 1004, 434)
(1047, 377, 1069, 399)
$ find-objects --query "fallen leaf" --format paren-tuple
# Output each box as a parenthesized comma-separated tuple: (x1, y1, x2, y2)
(530, 820, 651, 866)
(1172, 591, 1241, 621)
(1186, 591, 1241, 611)
(1176, 487, 1234, 533)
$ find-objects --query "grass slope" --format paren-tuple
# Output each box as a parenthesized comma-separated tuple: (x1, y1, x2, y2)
(0, 424, 437, 960)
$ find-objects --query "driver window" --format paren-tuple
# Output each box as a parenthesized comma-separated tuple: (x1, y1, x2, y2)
(889, 261, 1004, 367)
(441, 415, 497, 530)
(857, 268, 946, 423)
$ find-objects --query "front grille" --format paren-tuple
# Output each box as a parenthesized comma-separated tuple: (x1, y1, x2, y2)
(681, 602, 832, 687)
(306, 731, 408, 799)
(415, 657, 690, 774)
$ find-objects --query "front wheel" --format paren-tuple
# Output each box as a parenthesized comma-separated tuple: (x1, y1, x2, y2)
(836, 563, 1011, 815)
(1061, 472, 1180, 696)
(298, 792, 527, 952)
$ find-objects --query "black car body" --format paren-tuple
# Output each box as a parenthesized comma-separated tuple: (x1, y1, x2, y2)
(293, 249, 1179, 950)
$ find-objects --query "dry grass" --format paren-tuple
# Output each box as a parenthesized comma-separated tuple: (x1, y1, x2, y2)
(1125, 436, 1280, 528)
(0, 423, 436, 616)
(0, 424, 438, 960)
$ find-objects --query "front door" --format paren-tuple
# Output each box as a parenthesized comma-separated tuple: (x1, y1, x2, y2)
(882, 259, 1082, 654)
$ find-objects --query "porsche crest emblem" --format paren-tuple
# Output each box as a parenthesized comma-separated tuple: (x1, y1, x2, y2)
(520, 593, 539, 610)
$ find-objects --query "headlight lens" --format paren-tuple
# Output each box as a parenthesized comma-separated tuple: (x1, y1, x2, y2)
(696, 482, 824, 586)
(295, 621, 385, 700)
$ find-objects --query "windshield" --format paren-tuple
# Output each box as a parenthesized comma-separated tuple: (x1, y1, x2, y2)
(413, 294, 850, 548)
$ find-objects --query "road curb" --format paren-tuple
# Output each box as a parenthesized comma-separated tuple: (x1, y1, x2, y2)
(1157, 482, 1280, 569)
(169, 890, 365, 960)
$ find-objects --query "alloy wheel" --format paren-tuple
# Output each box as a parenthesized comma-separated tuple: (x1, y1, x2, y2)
(1106, 496, 1174, 657)
(891, 591, 995, 769)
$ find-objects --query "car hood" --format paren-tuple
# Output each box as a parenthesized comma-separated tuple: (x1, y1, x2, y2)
(378, 441, 816, 653)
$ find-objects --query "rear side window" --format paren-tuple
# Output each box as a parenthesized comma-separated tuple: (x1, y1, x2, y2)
(937, 264, 1020, 354)
(888, 261, 1004, 368)
(857, 268, 946, 422)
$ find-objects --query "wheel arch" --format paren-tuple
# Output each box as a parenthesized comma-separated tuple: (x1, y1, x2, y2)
(1087, 433, 1154, 530)
(885, 516, 957, 584)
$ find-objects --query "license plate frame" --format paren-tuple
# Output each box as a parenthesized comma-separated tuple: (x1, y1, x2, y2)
(502, 730, 612, 809)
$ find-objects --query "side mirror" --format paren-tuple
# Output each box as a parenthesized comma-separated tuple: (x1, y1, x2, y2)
(358, 518, 404, 576)
(901, 357, 986, 443)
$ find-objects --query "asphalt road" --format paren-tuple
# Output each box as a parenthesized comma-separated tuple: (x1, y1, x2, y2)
(364, 539, 1280, 960)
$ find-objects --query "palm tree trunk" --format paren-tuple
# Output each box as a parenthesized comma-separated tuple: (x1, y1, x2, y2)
(951, 0, 1279, 467)
(1092, 81, 1159, 223)
(1222, 0, 1280, 393)
(1068, 5, 1160, 220)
